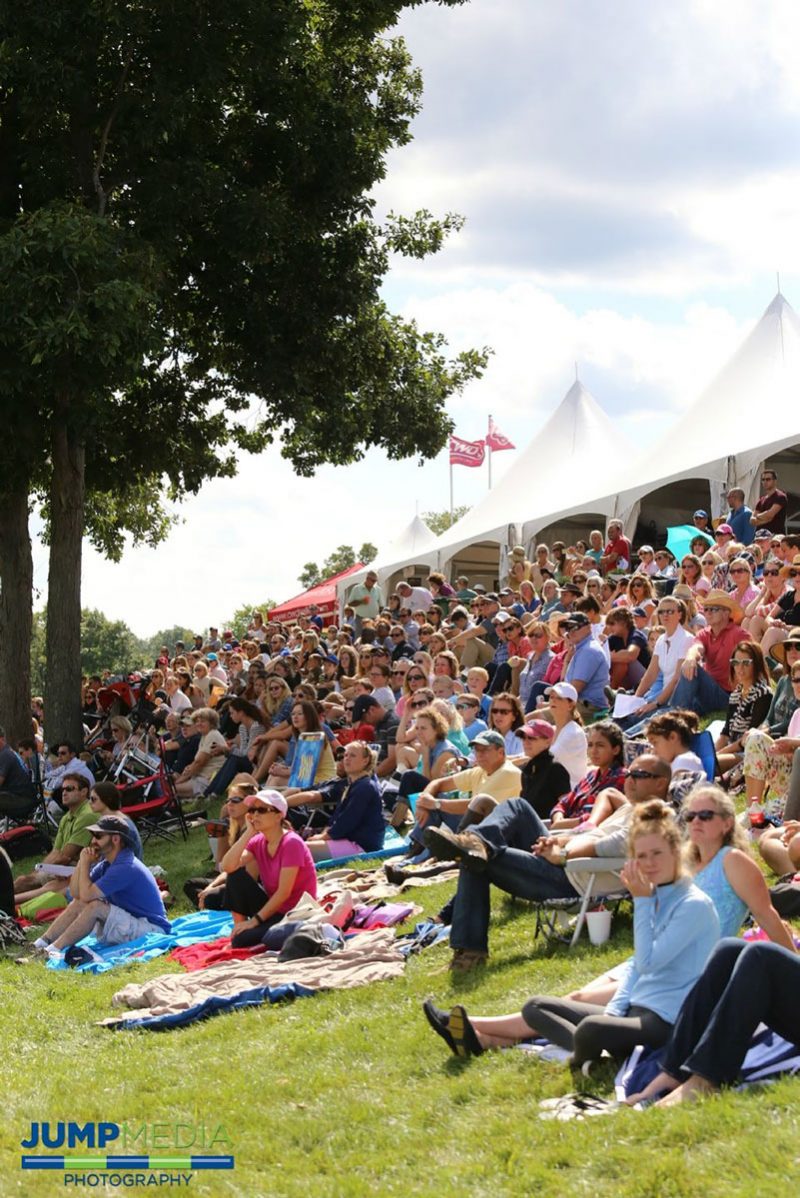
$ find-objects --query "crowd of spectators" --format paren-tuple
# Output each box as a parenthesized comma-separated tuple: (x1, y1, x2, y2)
(2, 473, 800, 1102)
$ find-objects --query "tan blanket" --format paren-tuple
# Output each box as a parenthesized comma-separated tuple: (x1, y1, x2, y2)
(103, 928, 404, 1026)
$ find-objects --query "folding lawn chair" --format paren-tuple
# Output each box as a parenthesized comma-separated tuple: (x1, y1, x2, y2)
(532, 857, 629, 948)
(118, 750, 189, 844)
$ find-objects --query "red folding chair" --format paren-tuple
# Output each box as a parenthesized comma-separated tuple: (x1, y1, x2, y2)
(118, 753, 189, 844)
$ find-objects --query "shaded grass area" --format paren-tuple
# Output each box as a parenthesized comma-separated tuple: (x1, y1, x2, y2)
(2, 822, 799, 1198)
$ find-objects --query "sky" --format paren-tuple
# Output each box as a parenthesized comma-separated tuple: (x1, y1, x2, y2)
(32, 0, 800, 637)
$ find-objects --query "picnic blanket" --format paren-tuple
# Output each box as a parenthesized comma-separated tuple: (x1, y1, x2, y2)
(46, 910, 234, 974)
(103, 927, 405, 1030)
(615, 1031, 800, 1101)
(314, 826, 410, 869)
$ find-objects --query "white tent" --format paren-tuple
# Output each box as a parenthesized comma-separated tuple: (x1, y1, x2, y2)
(609, 292, 800, 532)
(431, 379, 632, 574)
(336, 514, 438, 606)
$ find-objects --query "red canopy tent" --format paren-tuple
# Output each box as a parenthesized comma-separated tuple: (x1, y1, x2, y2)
(268, 563, 364, 625)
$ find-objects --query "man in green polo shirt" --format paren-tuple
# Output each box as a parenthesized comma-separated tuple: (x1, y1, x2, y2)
(14, 773, 96, 897)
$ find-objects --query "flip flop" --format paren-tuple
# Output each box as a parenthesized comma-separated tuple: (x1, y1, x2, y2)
(448, 1004, 484, 1058)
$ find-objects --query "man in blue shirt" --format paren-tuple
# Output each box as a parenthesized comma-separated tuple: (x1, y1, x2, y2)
(30, 815, 169, 960)
(725, 487, 754, 546)
(563, 612, 610, 717)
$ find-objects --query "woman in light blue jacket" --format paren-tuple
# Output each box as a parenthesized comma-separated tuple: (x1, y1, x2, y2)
(423, 800, 720, 1065)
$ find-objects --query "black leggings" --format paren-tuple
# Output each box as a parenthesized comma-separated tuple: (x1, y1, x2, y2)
(521, 995, 672, 1066)
(217, 867, 282, 947)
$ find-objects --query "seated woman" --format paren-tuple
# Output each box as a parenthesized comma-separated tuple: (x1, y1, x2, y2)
(203, 698, 266, 796)
(487, 692, 526, 758)
(249, 677, 294, 779)
(741, 557, 787, 640)
(678, 553, 710, 598)
(624, 574, 657, 621)
(742, 633, 800, 811)
(423, 800, 720, 1063)
(625, 937, 800, 1107)
(518, 720, 571, 820)
(714, 640, 773, 775)
(645, 709, 704, 774)
(186, 775, 260, 908)
(218, 789, 317, 946)
(613, 597, 697, 734)
(265, 700, 336, 790)
(604, 608, 649, 691)
(394, 705, 457, 794)
(759, 555, 800, 659)
(568, 784, 794, 1008)
(509, 622, 553, 713)
(305, 743, 385, 862)
(94, 716, 132, 779)
(548, 720, 626, 830)
(174, 708, 227, 798)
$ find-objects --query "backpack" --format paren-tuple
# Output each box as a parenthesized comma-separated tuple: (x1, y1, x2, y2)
(0, 825, 52, 861)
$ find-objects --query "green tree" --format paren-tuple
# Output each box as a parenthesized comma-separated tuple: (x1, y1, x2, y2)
(80, 609, 143, 677)
(225, 602, 277, 641)
(0, 0, 487, 744)
(139, 626, 202, 665)
(422, 506, 471, 537)
(298, 542, 378, 588)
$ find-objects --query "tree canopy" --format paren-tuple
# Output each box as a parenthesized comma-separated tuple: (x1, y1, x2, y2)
(0, 0, 486, 743)
(422, 506, 471, 536)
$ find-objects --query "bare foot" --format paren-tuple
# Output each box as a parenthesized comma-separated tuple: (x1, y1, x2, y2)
(624, 1070, 680, 1106)
(656, 1075, 716, 1106)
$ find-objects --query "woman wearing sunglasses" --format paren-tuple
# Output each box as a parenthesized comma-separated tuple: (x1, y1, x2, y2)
(424, 801, 720, 1062)
(567, 783, 793, 1010)
(396, 662, 432, 718)
(219, 789, 317, 947)
(741, 557, 788, 639)
(713, 641, 772, 776)
(741, 634, 800, 814)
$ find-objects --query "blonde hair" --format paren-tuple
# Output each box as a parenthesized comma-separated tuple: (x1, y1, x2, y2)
(682, 783, 749, 866)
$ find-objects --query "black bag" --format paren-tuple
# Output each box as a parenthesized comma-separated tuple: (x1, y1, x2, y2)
(0, 825, 52, 861)
(769, 881, 800, 919)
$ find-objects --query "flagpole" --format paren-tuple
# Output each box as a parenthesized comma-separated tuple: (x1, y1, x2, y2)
(488, 415, 493, 490)
(449, 457, 454, 518)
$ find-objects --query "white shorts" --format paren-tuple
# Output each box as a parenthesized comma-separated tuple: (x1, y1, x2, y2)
(96, 903, 166, 945)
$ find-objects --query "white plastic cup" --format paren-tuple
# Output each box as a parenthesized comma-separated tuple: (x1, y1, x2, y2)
(586, 909, 612, 945)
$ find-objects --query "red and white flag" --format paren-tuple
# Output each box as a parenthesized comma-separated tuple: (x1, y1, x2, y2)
(449, 435, 486, 468)
(486, 416, 515, 452)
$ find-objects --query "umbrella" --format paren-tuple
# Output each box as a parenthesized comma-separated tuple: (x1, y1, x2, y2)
(666, 524, 714, 561)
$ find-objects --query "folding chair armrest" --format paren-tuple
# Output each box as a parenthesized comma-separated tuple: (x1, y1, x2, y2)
(565, 856, 627, 876)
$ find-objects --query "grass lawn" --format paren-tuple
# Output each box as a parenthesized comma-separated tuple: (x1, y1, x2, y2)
(2, 820, 799, 1198)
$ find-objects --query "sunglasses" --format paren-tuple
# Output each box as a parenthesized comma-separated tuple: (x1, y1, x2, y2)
(456, 702, 477, 710)
(763, 569, 780, 576)
(250, 806, 279, 815)
(410, 699, 429, 708)
(492, 708, 513, 715)
(684, 809, 718, 823)
(729, 568, 748, 575)
(406, 674, 425, 682)
(62, 786, 80, 794)
(789, 570, 799, 578)
(628, 768, 661, 779)
(791, 675, 800, 683)
(731, 658, 753, 666)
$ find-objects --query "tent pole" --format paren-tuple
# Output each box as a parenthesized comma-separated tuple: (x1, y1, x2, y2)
(488, 444, 492, 490)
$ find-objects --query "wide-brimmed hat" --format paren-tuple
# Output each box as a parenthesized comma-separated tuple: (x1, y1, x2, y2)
(780, 553, 800, 579)
(548, 612, 573, 637)
(700, 589, 743, 623)
(772, 629, 800, 665)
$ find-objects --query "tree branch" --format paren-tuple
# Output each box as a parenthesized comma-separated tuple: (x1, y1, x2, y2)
(93, 48, 134, 217)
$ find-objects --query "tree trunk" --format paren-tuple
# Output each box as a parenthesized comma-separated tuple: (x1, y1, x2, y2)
(0, 486, 34, 744)
(45, 422, 86, 747)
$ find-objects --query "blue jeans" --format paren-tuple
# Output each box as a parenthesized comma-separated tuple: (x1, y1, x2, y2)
(670, 667, 731, 716)
(449, 799, 577, 953)
(661, 939, 800, 1087)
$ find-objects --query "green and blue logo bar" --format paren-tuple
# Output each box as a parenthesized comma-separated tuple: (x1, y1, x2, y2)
(22, 1155, 234, 1170)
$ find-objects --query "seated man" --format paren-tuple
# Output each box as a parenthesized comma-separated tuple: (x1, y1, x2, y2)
(14, 773, 96, 898)
(29, 815, 170, 960)
(405, 730, 522, 858)
(670, 591, 748, 716)
(561, 612, 610, 719)
(424, 754, 671, 970)
(43, 740, 95, 797)
(0, 724, 35, 813)
(349, 694, 399, 779)
(174, 708, 227, 797)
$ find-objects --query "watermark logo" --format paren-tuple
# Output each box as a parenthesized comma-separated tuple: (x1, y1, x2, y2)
(21, 1122, 234, 1188)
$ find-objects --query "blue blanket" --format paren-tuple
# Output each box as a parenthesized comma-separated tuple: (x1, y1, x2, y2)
(47, 910, 234, 974)
(107, 981, 316, 1031)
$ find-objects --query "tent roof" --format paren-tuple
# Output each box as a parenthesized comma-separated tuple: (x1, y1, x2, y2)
(614, 293, 800, 508)
(431, 380, 630, 567)
(336, 515, 438, 597)
(270, 562, 364, 621)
